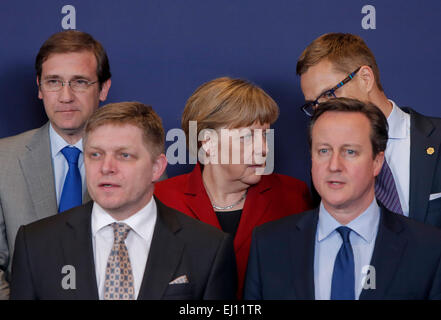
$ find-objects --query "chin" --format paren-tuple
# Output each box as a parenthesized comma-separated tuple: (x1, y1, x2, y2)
(241, 173, 262, 186)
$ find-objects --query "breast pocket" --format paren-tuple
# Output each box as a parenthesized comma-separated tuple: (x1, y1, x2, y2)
(163, 283, 194, 300)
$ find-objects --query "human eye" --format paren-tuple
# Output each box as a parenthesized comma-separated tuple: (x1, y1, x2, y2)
(119, 152, 132, 160)
(44, 79, 61, 88)
(87, 151, 101, 159)
(322, 89, 335, 99)
(71, 79, 89, 89)
(344, 149, 357, 157)
(318, 148, 329, 155)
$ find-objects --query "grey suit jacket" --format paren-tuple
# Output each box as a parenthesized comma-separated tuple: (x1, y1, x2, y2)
(0, 122, 89, 299)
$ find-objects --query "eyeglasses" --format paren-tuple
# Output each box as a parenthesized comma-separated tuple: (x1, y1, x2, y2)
(40, 79, 98, 93)
(300, 66, 361, 117)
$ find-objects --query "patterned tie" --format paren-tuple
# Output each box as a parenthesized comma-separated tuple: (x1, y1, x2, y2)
(331, 226, 355, 300)
(375, 159, 403, 214)
(59, 146, 82, 213)
(104, 223, 135, 300)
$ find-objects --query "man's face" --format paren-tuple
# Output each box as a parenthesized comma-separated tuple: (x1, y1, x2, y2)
(311, 111, 383, 216)
(38, 51, 110, 139)
(84, 123, 165, 219)
(300, 59, 367, 106)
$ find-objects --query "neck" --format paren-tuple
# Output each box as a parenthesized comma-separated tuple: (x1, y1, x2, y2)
(51, 124, 84, 145)
(202, 164, 248, 207)
(368, 90, 393, 118)
(323, 190, 375, 225)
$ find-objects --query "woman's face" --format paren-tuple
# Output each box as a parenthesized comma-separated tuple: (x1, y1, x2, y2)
(203, 122, 270, 186)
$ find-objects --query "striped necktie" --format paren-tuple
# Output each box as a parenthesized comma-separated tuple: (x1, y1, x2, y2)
(375, 159, 403, 214)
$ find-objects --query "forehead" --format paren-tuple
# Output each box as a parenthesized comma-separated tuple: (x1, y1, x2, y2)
(86, 123, 145, 149)
(300, 59, 347, 100)
(312, 111, 371, 146)
(41, 51, 97, 78)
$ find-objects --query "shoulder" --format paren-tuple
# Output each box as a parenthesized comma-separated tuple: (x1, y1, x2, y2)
(254, 209, 315, 240)
(0, 124, 48, 155)
(156, 198, 226, 242)
(17, 203, 91, 240)
(383, 210, 441, 248)
(263, 173, 309, 191)
(156, 172, 191, 190)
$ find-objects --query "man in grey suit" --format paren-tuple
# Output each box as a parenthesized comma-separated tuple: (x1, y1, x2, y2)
(0, 30, 112, 299)
(10, 102, 236, 300)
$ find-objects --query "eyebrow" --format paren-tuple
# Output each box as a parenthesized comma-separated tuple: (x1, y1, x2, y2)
(42, 74, 93, 80)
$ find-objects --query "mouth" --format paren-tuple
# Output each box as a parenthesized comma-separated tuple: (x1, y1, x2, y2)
(98, 183, 121, 189)
(327, 180, 345, 188)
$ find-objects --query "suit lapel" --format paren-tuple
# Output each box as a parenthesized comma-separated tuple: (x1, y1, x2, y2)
(359, 208, 407, 300)
(137, 198, 185, 300)
(18, 123, 58, 220)
(405, 108, 441, 222)
(61, 202, 99, 299)
(181, 164, 221, 228)
(290, 210, 317, 299)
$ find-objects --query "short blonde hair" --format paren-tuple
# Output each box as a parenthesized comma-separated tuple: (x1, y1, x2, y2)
(296, 33, 383, 92)
(182, 77, 279, 149)
(85, 102, 164, 158)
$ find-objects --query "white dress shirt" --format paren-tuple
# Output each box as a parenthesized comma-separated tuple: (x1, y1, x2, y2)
(91, 197, 157, 300)
(314, 199, 380, 300)
(386, 100, 411, 217)
(49, 124, 86, 205)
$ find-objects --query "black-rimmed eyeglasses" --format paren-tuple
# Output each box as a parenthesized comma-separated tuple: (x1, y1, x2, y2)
(300, 66, 361, 117)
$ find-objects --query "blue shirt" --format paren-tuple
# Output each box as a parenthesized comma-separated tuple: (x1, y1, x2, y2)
(314, 199, 380, 300)
(49, 124, 86, 206)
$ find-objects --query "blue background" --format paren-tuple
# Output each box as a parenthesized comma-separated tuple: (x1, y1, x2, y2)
(1, 0, 440, 184)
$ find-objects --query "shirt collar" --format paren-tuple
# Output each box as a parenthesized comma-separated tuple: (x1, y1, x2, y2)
(386, 100, 409, 140)
(91, 197, 157, 242)
(49, 123, 83, 157)
(317, 199, 380, 244)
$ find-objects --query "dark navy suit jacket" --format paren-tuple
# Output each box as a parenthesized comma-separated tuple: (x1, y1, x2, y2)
(10, 199, 237, 300)
(244, 207, 441, 300)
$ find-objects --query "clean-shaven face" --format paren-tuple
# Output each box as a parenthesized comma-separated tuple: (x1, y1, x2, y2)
(311, 111, 383, 216)
(84, 123, 159, 219)
(38, 51, 110, 138)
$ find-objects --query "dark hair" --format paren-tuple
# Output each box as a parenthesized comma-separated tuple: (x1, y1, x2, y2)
(35, 30, 111, 86)
(297, 33, 383, 92)
(309, 97, 388, 157)
(85, 102, 164, 158)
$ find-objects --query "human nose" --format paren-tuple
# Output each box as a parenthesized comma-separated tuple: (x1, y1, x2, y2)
(101, 155, 117, 175)
(328, 152, 343, 172)
(58, 81, 74, 103)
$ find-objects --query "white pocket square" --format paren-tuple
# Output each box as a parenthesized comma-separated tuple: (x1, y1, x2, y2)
(430, 193, 441, 201)
(169, 275, 189, 285)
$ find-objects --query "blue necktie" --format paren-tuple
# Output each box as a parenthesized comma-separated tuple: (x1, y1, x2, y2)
(331, 226, 355, 300)
(58, 146, 82, 213)
(375, 159, 403, 214)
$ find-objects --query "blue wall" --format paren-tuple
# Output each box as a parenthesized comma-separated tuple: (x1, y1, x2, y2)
(1, 0, 440, 184)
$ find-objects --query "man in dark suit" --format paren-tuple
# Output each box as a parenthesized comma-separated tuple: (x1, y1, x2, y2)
(10, 102, 236, 300)
(244, 98, 441, 300)
(297, 33, 441, 228)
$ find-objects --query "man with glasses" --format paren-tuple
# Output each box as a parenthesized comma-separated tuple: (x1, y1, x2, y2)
(0, 30, 111, 299)
(297, 33, 441, 229)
